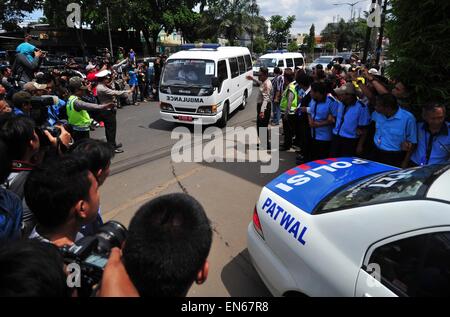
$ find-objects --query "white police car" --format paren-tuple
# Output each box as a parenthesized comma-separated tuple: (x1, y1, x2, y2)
(248, 158, 450, 297)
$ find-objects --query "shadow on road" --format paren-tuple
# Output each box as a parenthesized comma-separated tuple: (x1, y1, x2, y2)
(221, 249, 272, 297)
(147, 119, 177, 132)
(200, 150, 297, 188)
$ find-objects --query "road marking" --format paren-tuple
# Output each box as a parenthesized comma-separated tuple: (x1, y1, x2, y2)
(102, 166, 206, 221)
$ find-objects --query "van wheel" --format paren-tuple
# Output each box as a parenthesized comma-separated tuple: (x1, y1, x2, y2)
(217, 103, 229, 128)
(239, 91, 248, 110)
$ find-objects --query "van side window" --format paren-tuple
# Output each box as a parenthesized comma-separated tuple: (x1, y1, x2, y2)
(217, 60, 228, 91)
(286, 58, 294, 68)
(229, 57, 239, 78)
(277, 60, 284, 67)
(294, 58, 304, 67)
(244, 55, 253, 71)
(237, 56, 246, 75)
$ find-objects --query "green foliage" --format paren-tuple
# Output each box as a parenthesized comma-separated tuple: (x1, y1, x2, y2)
(386, 0, 450, 112)
(321, 18, 366, 52)
(0, 0, 43, 30)
(307, 24, 315, 54)
(268, 15, 296, 49)
(253, 36, 267, 54)
(287, 40, 299, 52)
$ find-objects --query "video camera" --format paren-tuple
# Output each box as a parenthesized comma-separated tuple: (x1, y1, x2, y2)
(30, 96, 72, 146)
(60, 221, 128, 296)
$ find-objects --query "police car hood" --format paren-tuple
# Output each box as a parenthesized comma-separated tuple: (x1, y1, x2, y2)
(265, 158, 398, 214)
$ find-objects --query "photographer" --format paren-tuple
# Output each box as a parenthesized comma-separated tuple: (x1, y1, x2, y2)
(0, 116, 72, 236)
(12, 91, 32, 116)
(0, 139, 23, 241)
(24, 155, 100, 246)
(70, 139, 115, 235)
(123, 193, 213, 297)
(0, 66, 14, 94)
(0, 240, 71, 297)
(12, 41, 44, 86)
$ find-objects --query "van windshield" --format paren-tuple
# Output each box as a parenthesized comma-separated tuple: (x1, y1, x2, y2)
(255, 58, 277, 68)
(161, 59, 215, 87)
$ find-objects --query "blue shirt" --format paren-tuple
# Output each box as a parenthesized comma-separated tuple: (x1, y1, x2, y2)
(128, 71, 138, 85)
(13, 108, 25, 116)
(333, 100, 371, 139)
(309, 96, 338, 141)
(372, 108, 418, 151)
(16, 42, 36, 62)
(0, 188, 23, 241)
(411, 122, 450, 165)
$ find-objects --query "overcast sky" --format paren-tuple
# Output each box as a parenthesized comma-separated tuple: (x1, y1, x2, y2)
(258, 0, 372, 34)
(26, 0, 372, 34)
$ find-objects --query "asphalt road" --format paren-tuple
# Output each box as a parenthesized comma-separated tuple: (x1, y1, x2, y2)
(92, 89, 299, 297)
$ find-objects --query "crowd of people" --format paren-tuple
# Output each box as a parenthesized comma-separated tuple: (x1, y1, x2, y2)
(0, 36, 212, 297)
(249, 62, 449, 168)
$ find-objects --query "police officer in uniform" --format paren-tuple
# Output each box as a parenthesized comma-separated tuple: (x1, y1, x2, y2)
(66, 77, 114, 142)
(96, 70, 131, 153)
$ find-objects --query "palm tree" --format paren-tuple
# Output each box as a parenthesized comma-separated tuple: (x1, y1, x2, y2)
(216, 0, 255, 46)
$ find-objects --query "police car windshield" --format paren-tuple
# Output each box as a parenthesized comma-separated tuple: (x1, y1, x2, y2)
(255, 58, 277, 68)
(161, 59, 214, 87)
(316, 164, 450, 214)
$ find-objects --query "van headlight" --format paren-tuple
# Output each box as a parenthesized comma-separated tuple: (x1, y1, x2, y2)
(199, 88, 213, 96)
(160, 102, 174, 112)
(160, 85, 171, 94)
(197, 105, 218, 114)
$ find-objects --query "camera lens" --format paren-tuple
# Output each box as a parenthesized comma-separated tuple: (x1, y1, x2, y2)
(95, 221, 128, 255)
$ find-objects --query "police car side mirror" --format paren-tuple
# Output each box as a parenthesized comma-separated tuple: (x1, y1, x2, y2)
(211, 77, 220, 88)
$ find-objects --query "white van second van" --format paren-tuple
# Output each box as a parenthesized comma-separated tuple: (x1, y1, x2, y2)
(159, 44, 253, 127)
(253, 51, 305, 76)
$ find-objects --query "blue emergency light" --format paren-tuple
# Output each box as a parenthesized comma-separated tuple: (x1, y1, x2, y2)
(266, 49, 288, 54)
(181, 43, 221, 50)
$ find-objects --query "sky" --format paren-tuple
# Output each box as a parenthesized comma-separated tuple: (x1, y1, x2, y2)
(257, 0, 372, 34)
(25, 0, 373, 34)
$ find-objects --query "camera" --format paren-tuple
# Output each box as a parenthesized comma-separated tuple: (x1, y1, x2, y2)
(29, 96, 72, 146)
(60, 221, 128, 296)
(29, 96, 55, 126)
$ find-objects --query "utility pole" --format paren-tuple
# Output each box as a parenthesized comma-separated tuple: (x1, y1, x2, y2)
(250, 0, 258, 54)
(333, 1, 369, 22)
(106, 7, 114, 58)
(375, 0, 388, 66)
(363, 0, 377, 64)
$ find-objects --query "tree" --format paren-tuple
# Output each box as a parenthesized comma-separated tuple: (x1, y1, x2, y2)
(0, 0, 43, 30)
(321, 18, 366, 52)
(307, 24, 315, 56)
(216, 0, 256, 46)
(287, 40, 299, 52)
(268, 15, 296, 49)
(253, 36, 267, 54)
(43, 0, 202, 54)
(386, 0, 450, 114)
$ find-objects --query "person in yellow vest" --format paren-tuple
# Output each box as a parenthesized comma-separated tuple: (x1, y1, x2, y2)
(279, 68, 298, 151)
(67, 77, 115, 142)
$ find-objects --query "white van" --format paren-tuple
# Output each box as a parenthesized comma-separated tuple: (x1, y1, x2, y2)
(253, 51, 305, 76)
(159, 44, 253, 127)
